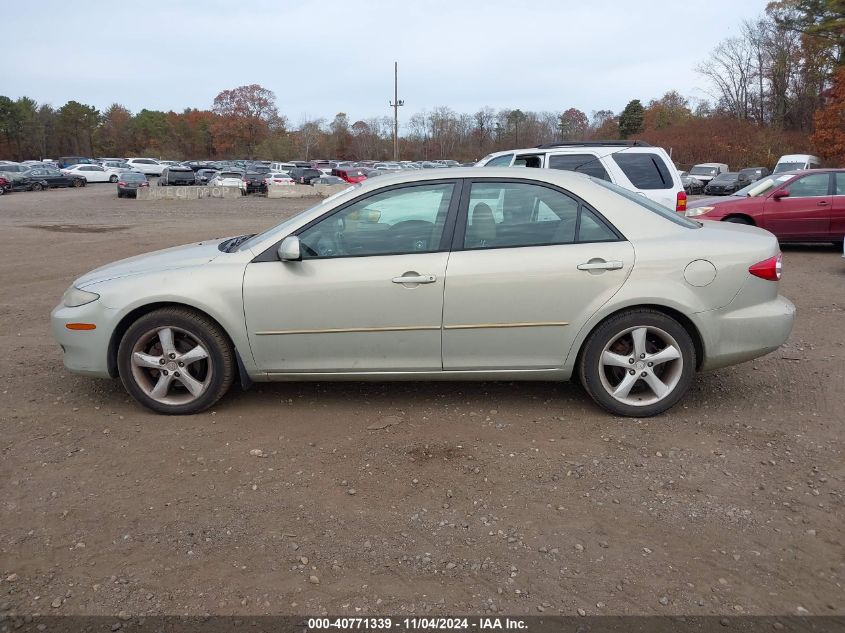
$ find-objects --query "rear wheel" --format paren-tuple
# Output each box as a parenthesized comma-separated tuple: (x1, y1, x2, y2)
(579, 309, 696, 417)
(109, 175, 118, 183)
(31, 182, 43, 191)
(117, 307, 235, 415)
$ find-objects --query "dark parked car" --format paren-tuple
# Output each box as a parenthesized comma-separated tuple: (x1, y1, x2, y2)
(15, 167, 86, 190)
(158, 166, 197, 186)
(703, 172, 751, 195)
(195, 169, 218, 185)
(117, 172, 150, 198)
(288, 167, 323, 184)
(57, 156, 95, 169)
(685, 168, 845, 244)
(311, 175, 346, 185)
(243, 172, 266, 194)
(739, 167, 770, 182)
(680, 171, 704, 195)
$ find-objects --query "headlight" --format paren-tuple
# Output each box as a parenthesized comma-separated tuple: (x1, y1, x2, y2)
(685, 206, 715, 218)
(62, 286, 100, 307)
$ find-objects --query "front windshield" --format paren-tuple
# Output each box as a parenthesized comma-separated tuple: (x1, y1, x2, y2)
(732, 174, 793, 197)
(773, 162, 803, 174)
(690, 166, 717, 176)
(237, 184, 361, 252)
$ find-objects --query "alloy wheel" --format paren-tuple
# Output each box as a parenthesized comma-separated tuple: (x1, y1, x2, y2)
(130, 326, 212, 405)
(598, 326, 684, 406)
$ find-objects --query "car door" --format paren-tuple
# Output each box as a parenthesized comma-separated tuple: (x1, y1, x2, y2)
(442, 179, 633, 370)
(832, 173, 845, 240)
(762, 172, 832, 240)
(242, 180, 461, 373)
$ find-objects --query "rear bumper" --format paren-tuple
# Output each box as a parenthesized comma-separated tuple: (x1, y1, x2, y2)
(694, 294, 795, 371)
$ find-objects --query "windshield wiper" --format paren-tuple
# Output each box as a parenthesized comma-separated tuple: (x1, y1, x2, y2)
(219, 234, 256, 253)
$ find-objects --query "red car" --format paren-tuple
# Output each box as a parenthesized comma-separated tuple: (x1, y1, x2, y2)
(685, 169, 845, 244)
(0, 176, 10, 195)
(333, 168, 368, 184)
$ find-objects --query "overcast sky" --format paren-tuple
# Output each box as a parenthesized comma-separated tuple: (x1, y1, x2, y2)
(3, 0, 765, 128)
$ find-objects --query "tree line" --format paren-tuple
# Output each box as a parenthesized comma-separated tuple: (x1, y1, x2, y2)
(0, 0, 841, 170)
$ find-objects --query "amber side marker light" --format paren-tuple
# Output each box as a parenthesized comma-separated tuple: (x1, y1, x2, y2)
(66, 323, 96, 331)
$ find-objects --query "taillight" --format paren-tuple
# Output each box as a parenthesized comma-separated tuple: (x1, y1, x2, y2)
(749, 253, 782, 281)
(118, 181, 126, 186)
(676, 190, 687, 212)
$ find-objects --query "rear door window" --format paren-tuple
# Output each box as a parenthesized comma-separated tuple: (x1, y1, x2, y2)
(547, 154, 610, 181)
(834, 173, 845, 195)
(484, 154, 513, 167)
(611, 153, 674, 190)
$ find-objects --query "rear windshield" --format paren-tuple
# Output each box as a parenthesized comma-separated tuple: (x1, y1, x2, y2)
(122, 172, 146, 181)
(220, 172, 242, 179)
(611, 153, 673, 190)
(593, 179, 700, 228)
(690, 166, 718, 176)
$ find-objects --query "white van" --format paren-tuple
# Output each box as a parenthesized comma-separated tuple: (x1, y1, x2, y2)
(269, 161, 296, 174)
(476, 141, 687, 212)
(773, 154, 822, 174)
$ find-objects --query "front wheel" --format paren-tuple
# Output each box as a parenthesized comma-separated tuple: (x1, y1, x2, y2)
(72, 179, 83, 188)
(117, 307, 235, 415)
(724, 216, 751, 225)
(579, 310, 696, 417)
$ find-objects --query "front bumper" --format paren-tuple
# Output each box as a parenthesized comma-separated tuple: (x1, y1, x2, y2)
(693, 293, 795, 371)
(51, 300, 116, 378)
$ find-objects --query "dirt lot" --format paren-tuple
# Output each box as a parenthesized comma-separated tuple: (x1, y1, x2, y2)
(0, 184, 843, 618)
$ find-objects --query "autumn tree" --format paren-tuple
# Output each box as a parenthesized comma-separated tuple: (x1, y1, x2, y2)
(211, 84, 279, 158)
(643, 91, 692, 130)
(557, 108, 589, 140)
(811, 66, 845, 163)
(97, 104, 132, 156)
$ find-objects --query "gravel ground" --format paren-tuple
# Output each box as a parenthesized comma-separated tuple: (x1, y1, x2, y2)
(0, 184, 843, 618)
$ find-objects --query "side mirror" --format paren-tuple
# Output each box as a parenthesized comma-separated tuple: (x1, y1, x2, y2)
(277, 235, 301, 261)
(772, 189, 790, 200)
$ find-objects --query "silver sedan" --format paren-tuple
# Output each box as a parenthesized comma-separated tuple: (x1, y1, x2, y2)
(51, 168, 795, 417)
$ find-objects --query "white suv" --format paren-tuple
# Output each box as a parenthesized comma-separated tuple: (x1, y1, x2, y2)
(125, 158, 164, 177)
(476, 141, 687, 212)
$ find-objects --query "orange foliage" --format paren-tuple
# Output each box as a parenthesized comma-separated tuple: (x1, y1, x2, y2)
(811, 67, 845, 165)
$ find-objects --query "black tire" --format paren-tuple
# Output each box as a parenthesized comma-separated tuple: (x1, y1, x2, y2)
(117, 307, 235, 415)
(72, 178, 83, 188)
(579, 309, 696, 417)
(109, 175, 118, 183)
(31, 182, 43, 191)
(724, 216, 752, 225)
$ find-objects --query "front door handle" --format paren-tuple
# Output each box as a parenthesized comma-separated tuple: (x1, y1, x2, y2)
(816, 200, 829, 206)
(392, 273, 437, 284)
(577, 260, 623, 271)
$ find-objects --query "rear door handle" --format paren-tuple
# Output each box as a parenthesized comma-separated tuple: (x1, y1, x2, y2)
(577, 260, 623, 271)
(392, 274, 437, 284)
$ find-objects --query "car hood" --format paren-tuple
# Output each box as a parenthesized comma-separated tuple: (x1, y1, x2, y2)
(74, 238, 228, 288)
(687, 194, 745, 208)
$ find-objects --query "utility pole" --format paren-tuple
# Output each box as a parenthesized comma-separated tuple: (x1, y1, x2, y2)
(389, 61, 404, 161)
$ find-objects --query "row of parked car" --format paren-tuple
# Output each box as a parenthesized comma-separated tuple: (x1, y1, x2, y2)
(680, 154, 823, 196)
